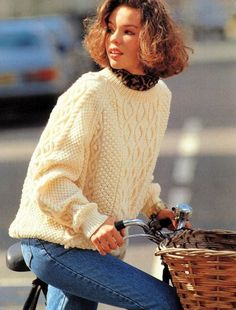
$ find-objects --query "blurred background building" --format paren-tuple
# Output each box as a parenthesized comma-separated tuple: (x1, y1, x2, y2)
(0, 0, 235, 41)
(0, 0, 96, 17)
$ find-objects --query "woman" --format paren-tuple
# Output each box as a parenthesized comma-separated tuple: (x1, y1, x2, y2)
(9, 0, 190, 309)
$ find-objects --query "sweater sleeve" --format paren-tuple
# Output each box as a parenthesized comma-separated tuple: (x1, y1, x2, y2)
(141, 80, 172, 218)
(141, 181, 168, 217)
(31, 78, 108, 239)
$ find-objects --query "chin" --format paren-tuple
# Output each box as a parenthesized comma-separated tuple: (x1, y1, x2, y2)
(110, 63, 122, 70)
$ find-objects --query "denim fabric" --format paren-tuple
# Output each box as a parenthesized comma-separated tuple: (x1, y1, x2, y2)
(21, 238, 182, 310)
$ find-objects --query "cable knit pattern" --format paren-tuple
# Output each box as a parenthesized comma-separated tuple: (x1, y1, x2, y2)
(9, 68, 171, 252)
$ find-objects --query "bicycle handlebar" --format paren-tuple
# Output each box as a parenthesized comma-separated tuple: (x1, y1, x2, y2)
(115, 218, 172, 232)
(114, 204, 192, 245)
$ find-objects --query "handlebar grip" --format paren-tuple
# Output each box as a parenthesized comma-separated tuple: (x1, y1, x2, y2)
(114, 220, 125, 231)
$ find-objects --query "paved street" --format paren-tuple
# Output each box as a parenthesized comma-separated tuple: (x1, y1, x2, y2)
(0, 41, 236, 309)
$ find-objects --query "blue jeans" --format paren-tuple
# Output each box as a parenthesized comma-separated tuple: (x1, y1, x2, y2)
(21, 238, 182, 310)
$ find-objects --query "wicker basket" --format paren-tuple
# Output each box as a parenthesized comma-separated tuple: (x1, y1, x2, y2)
(155, 229, 236, 310)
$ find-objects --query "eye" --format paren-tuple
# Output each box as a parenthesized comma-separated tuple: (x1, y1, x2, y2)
(125, 30, 135, 35)
(106, 27, 114, 34)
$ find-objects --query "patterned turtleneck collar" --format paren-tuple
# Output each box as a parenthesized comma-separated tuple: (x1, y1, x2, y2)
(110, 68, 159, 91)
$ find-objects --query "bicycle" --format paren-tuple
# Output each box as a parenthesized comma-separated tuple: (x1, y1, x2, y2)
(8, 203, 236, 310)
(6, 203, 191, 309)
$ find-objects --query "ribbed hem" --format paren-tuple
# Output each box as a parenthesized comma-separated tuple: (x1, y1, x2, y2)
(81, 208, 109, 239)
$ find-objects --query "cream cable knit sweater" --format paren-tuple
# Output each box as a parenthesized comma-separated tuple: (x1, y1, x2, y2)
(9, 68, 171, 251)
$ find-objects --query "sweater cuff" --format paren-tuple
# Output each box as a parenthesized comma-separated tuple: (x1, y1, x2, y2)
(148, 199, 168, 217)
(80, 207, 109, 239)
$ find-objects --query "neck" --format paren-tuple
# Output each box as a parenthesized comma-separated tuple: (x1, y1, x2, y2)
(109, 67, 159, 91)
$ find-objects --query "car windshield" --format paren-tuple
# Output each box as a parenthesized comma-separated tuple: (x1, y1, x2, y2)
(0, 32, 40, 49)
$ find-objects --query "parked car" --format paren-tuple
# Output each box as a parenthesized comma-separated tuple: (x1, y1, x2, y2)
(0, 19, 74, 99)
(35, 15, 94, 79)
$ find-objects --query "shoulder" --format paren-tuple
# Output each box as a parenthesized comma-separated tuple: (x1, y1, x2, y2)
(154, 80, 172, 119)
(156, 79, 172, 100)
(42, 73, 107, 137)
(77, 70, 107, 91)
(49, 71, 107, 124)
(58, 70, 107, 106)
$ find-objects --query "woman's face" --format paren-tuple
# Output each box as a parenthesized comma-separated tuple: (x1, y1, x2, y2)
(105, 5, 144, 75)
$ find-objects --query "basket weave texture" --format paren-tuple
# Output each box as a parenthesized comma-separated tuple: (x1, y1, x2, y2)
(156, 229, 236, 310)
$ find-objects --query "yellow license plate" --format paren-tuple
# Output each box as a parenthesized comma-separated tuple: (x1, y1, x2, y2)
(0, 73, 16, 85)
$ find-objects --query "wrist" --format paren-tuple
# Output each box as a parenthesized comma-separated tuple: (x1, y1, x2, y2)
(150, 200, 168, 217)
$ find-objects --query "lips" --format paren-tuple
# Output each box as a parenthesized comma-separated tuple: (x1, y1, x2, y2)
(109, 48, 123, 56)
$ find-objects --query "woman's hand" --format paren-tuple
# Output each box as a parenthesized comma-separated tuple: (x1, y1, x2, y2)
(157, 208, 191, 230)
(90, 217, 125, 256)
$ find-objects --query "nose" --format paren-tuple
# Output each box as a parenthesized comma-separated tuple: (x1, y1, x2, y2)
(110, 30, 122, 45)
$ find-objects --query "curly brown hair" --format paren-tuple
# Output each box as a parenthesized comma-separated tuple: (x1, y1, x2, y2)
(84, 0, 191, 78)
